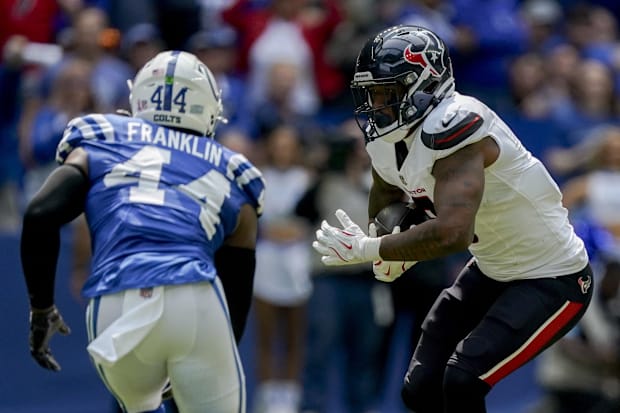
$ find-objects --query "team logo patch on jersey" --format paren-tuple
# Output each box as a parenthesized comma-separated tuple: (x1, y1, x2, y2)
(578, 275, 592, 295)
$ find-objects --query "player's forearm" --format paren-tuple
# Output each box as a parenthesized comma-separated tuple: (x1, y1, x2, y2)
(215, 246, 256, 344)
(21, 217, 62, 309)
(379, 219, 471, 261)
(20, 164, 89, 308)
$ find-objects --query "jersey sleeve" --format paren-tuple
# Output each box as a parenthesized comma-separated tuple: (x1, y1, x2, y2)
(420, 96, 491, 160)
(56, 114, 116, 164)
(226, 152, 266, 216)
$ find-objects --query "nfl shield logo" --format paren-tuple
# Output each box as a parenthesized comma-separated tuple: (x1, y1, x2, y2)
(140, 288, 153, 298)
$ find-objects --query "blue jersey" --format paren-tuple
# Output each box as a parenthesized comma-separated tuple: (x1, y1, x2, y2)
(56, 114, 265, 298)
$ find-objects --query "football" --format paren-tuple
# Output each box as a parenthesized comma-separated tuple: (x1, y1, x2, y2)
(374, 201, 430, 236)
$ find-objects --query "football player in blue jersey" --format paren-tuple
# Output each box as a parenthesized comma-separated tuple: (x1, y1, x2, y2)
(21, 50, 265, 413)
(312, 26, 593, 413)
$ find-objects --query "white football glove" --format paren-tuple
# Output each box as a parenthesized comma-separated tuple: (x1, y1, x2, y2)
(369, 223, 417, 282)
(312, 209, 382, 266)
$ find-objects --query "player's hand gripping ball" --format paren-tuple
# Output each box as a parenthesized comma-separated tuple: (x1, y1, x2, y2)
(370, 201, 430, 282)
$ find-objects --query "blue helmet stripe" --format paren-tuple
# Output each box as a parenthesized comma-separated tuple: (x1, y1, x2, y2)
(163, 50, 181, 111)
(205, 70, 218, 101)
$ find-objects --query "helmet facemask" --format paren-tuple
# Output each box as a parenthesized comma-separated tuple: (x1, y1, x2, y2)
(352, 67, 447, 143)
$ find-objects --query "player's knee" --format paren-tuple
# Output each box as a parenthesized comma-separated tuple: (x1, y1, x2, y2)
(401, 362, 444, 413)
(443, 365, 490, 405)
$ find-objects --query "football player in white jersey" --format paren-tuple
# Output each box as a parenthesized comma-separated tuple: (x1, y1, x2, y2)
(21, 51, 265, 413)
(312, 25, 593, 413)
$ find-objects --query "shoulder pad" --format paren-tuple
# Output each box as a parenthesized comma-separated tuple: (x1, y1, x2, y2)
(421, 110, 484, 150)
(56, 114, 116, 164)
(225, 152, 266, 216)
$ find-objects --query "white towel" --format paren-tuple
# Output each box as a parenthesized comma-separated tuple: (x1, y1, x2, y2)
(87, 287, 164, 366)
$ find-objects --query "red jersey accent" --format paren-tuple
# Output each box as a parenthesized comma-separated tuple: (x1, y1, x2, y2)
(434, 116, 481, 144)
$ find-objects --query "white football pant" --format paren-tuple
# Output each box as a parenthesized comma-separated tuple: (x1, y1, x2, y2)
(85, 279, 245, 413)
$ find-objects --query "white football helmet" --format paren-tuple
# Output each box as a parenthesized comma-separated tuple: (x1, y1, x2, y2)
(129, 50, 225, 136)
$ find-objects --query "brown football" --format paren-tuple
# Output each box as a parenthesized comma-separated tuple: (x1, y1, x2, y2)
(374, 201, 430, 236)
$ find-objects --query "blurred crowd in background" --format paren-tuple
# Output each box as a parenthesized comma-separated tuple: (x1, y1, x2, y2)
(2, 1, 620, 413)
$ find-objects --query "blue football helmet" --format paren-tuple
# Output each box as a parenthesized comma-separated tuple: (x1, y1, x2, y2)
(351, 25, 455, 143)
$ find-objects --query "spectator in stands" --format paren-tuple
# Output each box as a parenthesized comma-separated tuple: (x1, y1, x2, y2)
(252, 124, 312, 413)
(65, 7, 132, 112)
(321, 0, 398, 121)
(562, 3, 619, 62)
(217, 128, 259, 162)
(120, 23, 164, 75)
(0, 0, 81, 52)
(395, 0, 457, 47)
(249, 60, 323, 142)
(448, 0, 529, 102)
(520, 0, 564, 52)
(559, 126, 620, 242)
(588, 5, 618, 44)
(497, 52, 565, 161)
(543, 43, 581, 107)
(17, 6, 133, 165)
(578, 6, 620, 104)
(0, 0, 83, 229)
(187, 25, 251, 136)
(105, 0, 156, 33)
(21, 57, 96, 204)
(296, 121, 391, 413)
(221, 0, 345, 107)
(506, 53, 553, 119)
(548, 59, 619, 148)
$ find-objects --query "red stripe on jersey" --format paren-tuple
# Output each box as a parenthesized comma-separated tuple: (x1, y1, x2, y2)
(435, 115, 481, 144)
(480, 300, 583, 387)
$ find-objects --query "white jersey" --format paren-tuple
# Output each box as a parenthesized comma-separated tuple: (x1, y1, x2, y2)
(367, 92, 588, 281)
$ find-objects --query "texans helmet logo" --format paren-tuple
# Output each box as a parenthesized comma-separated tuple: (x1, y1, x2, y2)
(402, 31, 446, 77)
(403, 45, 439, 76)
